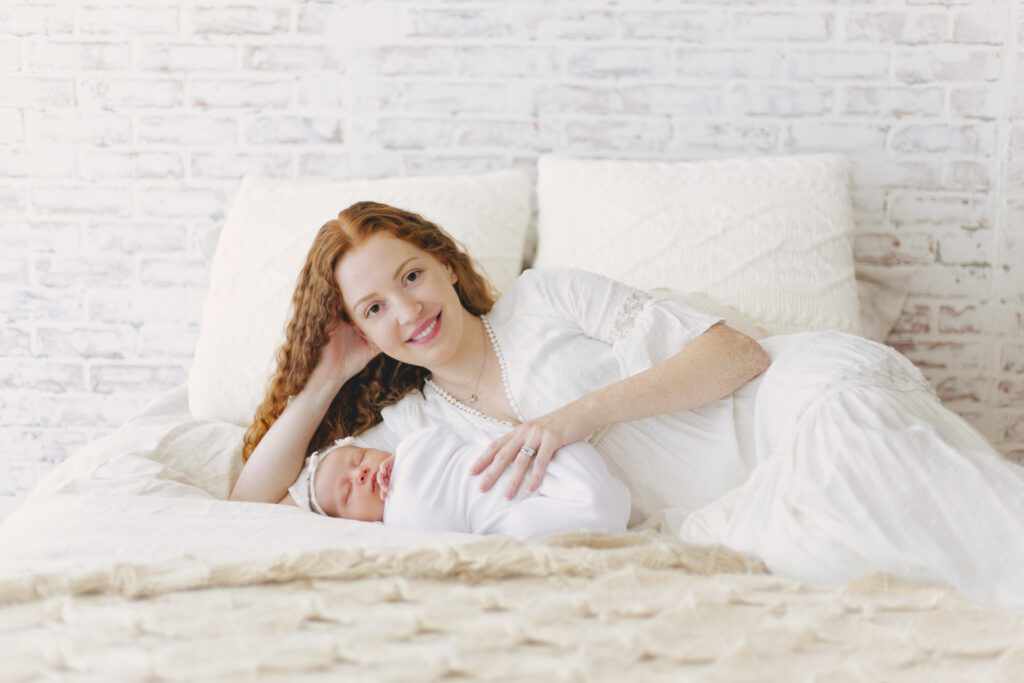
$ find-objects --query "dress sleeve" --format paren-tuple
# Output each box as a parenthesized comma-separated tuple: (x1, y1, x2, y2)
(511, 267, 723, 376)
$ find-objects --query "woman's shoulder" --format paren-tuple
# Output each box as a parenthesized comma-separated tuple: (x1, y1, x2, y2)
(491, 267, 616, 320)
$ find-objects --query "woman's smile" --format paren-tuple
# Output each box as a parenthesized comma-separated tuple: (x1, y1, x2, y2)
(408, 313, 441, 344)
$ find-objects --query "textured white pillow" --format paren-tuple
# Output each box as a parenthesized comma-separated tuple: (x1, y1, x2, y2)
(189, 170, 531, 426)
(535, 155, 862, 337)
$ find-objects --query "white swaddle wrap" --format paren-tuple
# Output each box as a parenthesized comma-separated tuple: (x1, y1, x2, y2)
(383, 426, 630, 541)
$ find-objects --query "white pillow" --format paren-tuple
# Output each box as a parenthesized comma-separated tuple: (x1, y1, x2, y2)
(189, 170, 531, 426)
(535, 155, 862, 337)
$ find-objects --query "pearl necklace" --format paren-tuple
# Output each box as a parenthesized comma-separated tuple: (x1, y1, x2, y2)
(425, 315, 524, 426)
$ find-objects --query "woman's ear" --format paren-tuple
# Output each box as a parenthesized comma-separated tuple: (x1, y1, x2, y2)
(443, 261, 457, 284)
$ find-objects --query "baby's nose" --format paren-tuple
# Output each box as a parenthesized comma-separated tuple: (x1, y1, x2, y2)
(354, 466, 369, 484)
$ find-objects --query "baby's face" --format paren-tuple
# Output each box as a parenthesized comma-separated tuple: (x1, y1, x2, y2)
(313, 444, 392, 521)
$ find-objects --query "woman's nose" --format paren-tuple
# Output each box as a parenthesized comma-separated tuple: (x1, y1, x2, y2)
(395, 293, 421, 324)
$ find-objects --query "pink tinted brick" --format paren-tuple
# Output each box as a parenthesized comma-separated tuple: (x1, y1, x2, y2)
(734, 86, 833, 117)
(406, 9, 510, 38)
(907, 265, 991, 299)
(567, 47, 671, 79)
(0, 359, 84, 392)
(619, 11, 722, 41)
(244, 45, 343, 71)
(138, 43, 238, 72)
(192, 6, 290, 35)
(843, 87, 943, 117)
(935, 376, 988, 403)
(938, 304, 983, 334)
(731, 12, 832, 42)
(854, 232, 935, 264)
(891, 304, 932, 335)
(37, 325, 135, 358)
(27, 40, 131, 70)
(520, 10, 615, 40)
(1001, 343, 1024, 373)
(995, 379, 1024, 407)
(89, 363, 187, 393)
(889, 195, 990, 229)
(192, 79, 291, 109)
(80, 5, 180, 34)
(458, 47, 557, 78)
(675, 48, 785, 80)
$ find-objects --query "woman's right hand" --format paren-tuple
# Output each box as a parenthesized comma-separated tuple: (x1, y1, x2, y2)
(311, 319, 381, 388)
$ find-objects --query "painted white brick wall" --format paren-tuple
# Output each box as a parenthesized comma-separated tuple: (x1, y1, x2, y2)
(1, 0, 1022, 521)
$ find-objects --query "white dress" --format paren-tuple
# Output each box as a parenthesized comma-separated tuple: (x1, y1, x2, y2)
(382, 426, 630, 541)
(357, 267, 1024, 608)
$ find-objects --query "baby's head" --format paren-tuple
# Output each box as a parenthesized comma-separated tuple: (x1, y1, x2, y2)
(307, 437, 393, 521)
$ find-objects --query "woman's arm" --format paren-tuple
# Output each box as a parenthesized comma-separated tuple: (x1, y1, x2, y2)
(473, 322, 770, 497)
(230, 321, 378, 504)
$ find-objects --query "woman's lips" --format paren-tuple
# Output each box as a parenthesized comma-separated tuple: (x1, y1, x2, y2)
(407, 312, 441, 344)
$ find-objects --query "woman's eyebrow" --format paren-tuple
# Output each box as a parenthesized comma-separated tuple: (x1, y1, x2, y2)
(350, 257, 418, 309)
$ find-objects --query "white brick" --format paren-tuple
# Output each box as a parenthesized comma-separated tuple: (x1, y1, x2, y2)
(891, 303, 933, 335)
(454, 119, 558, 149)
(80, 5, 180, 34)
(297, 153, 401, 181)
(363, 47, 455, 77)
(403, 154, 507, 178)
(89, 363, 187, 393)
(192, 6, 290, 35)
(139, 187, 228, 219)
(733, 86, 833, 117)
(369, 118, 454, 149)
(619, 10, 723, 41)
(31, 186, 131, 216)
(35, 255, 134, 288)
(83, 222, 188, 255)
(398, 82, 507, 114)
(518, 9, 615, 40)
(567, 46, 672, 80)
(243, 45, 343, 71)
(790, 51, 889, 80)
(1009, 125, 1024, 158)
(843, 86, 944, 117)
(784, 123, 888, 153)
(853, 232, 936, 264)
(80, 77, 184, 107)
(0, 394, 34, 425)
(622, 85, 723, 116)
(890, 341, 984, 371)
(297, 4, 332, 35)
(565, 119, 672, 153)
(845, 11, 947, 44)
(891, 124, 994, 155)
(854, 159, 942, 190)
(3, 221, 81, 254)
(457, 46, 557, 78)
(674, 48, 785, 80)
(0, 359, 84, 392)
(0, 40, 21, 72)
(944, 160, 992, 191)
(994, 261, 1024, 304)
(138, 115, 237, 145)
(243, 116, 344, 144)
(0, 430, 89, 465)
(0, 186, 26, 211)
(907, 265, 991, 299)
(27, 40, 131, 70)
(0, 258, 29, 286)
(139, 323, 201, 357)
(138, 257, 210, 288)
(1001, 343, 1024, 374)
(407, 9, 510, 39)
(37, 325, 135, 358)
(296, 74, 347, 108)
(27, 110, 132, 147)
(673, 123, 779, 154)
(731, 12, 832, 42)
(894, 48, 999, 83)
(937, 228, 992, 265)
(0, 78, 75, 106)
(0, 4, 74, 36)
(80, 151, 184, 180)
(0, 288, 84, 322)
(889, 195, 991, 229)
(0, 327, 31, 356)
(191, 79, 291, 109)
(951, 8, 1007, 44)
(0, 109, 24, 145)
(190, 151, 292, 179)
(87, 288, 204, 325)
(0, 149, 77, 179)
(138, 43, 238, 72)
(934, 376, 988, 403)
(35, 394, 143, 428)
(1008, 160, 1024, 194)
(533, 85, 620, 115)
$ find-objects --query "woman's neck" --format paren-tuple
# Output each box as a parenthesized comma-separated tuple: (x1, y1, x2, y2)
(428, 312, 490, 396)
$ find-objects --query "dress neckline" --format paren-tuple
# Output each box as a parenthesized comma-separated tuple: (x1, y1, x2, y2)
(424, 314, 525, 427)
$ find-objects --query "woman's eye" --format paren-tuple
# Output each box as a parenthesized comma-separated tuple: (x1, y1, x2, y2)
(405, 270, 421, 284)
(365, 303, 381, 318)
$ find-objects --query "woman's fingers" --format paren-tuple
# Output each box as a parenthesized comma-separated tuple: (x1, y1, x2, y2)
(503, 447, 536, 499)
(526, 436, 557, 493)
(471, 433, 511, 475)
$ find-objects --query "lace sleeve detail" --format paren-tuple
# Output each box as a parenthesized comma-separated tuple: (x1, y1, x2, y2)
(609, 291, 653, 344)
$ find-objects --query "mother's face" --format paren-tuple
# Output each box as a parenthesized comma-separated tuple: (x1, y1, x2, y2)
(335, 232, 469, 372)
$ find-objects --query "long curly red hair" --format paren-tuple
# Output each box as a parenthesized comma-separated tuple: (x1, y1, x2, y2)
(241, 201, 498, 462)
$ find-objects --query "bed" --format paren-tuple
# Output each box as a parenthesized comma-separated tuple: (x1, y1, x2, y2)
(2, 155, 1022, 682)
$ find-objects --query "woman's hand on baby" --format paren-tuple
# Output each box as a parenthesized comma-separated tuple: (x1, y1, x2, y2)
(472, 406, 596, 499)
(376, 455, 394, 502)
(311, 319, 380, 388)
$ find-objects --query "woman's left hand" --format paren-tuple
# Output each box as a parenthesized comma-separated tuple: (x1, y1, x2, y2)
(471, 404, 596, 499)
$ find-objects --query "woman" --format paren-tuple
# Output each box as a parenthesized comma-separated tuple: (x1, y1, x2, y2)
(231, 201, 1024, 608)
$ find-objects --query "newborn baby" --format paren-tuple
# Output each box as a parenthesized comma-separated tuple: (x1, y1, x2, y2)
(287, 425, 630, 541)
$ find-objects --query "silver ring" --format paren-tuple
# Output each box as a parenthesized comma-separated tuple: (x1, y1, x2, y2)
(517, 446, 537, 458)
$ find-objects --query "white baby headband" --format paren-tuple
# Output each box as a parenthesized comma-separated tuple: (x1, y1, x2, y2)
(307, 436, 360, 516)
